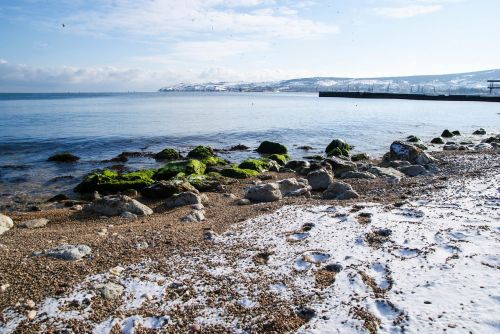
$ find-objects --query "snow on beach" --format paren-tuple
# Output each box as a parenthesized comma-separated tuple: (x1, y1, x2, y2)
(1, 168, 499, 333)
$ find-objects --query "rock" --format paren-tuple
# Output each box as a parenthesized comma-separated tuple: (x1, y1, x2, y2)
(18, 218, 50, 229)
(256, 141, 288, 154)
(85, 195, 153, 216)
(239, 159, 271, 172)
(135, 241, 149, 250)
(71, 204, 83, 211)
(236, 198, 251, 206)
(277, 178, 311, 197)
(154, 148, 181, 161)
(351, 153, 369, 161)
(388, 160, 411, 168)
(166, 191, 201, 208)
(431, 137, 444, 144)
(220, 167, 259, 179)
(474, 143, 493, 151)
(284, 160, 309, 171)
(340, 171, 376, 179)
(47, 194, 69, 202)
(389, 141, 435, 165)
(95, 282, 124, 300)
(443, 143, 459, 151)
(297, 145, 313, 150)
(48, 152, 80, 163)
(398, 165, 428, 177)
(200, 193, 209, 204)
(324, 157, 357, 175)
(368, 166, 404, 183)
(325, 139, 351, 157)
(191, 203, 205, 210)
(307, 168, 333, 190)
(406, 135, 420, 142)
(452, 130, 461, 136)
(266, 154, 290, 166)
(27, 310, 37, 320)
(181, 210, 205, 222)
(473, 128, 486, 135)
(245, 183, 282, 203)
(0, 214, 14, 233)
(120, 211, 138, 219)
(109, 266, 125, 276)
(324, 263, 343, 273)
(322, 181, 360, 200)
(43, 244, 91, 260)
(143, 180, 197, 199)
(228, 144, 249, 151)
(75, 169, 156, 193)
(122, 189, 138, 198)
(441, 129, 454, 138)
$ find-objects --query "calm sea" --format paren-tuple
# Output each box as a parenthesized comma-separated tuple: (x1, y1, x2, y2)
(0, 92, 499, 203)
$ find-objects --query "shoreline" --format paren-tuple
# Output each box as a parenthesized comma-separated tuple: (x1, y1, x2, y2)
(0, 143, 499, 332)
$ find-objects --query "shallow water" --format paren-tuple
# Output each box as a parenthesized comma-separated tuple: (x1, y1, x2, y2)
(0, 92, 499, 201)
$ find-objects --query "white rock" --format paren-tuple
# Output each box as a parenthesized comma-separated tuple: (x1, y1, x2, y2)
(94, 282, 124, 300)
(191, 203, 205, 210)
(236, 198, 251, 206)
(85, 195, 153, 216)
(245, 183, 282, 203)
(18, 218, 49, 229)
(120, 211, 138, 219)
(0, 214, 14, 233)
(307, 169, 333, 190)
(322, 181, 360, 200)
(166, 192, 201, 208)
(181, 210, 206, 223)
(109, 266, 125, 276)
(277, 178, 311, 197)
(43, 244, 91, 260)
(27, 310, 37, 320)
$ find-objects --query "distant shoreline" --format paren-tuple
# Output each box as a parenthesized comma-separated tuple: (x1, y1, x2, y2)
(319, 91, 500, 102)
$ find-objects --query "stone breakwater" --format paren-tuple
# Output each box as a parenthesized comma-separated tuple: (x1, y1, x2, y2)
(0, 128, 498, 333)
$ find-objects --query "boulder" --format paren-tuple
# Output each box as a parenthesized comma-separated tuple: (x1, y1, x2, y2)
(368, 166, 404, 183)
(0, 214, 14, 235)
(277, 178, 311, 197)
(389, 141, 435, 165)
(220, 167, 259, 179)
(322, 181, 360, 200)
(155, 159, 206, 180)
(351, 153, 370, 162)
(443, 143, 459, 151)
(181, 210, 206, 222)
(236, 198, 251, 206)
(340, 171, 376, 179)
(187, 146, 215, 160)
(324, 157, 357, 175)
(325, 139, 351, 157)
(166, 191, 201, 208)
(42, 244, 91, 260)
(306, 168, 333, 190)
(441, 129, 454, 138)
(142, 180, 197, 199)
(75, 169, 156, 193)
(18, 218, 49, 229)
(47, 194, 70, 202)
(284, 160, 310, 171)
(256, 141, 288, 154)
(452, 130, 461, 136)
(472, 128, 486, 135)
(406, 135, 420, 143)
(398, 165, 428, 177)
(48, 152, 80, 163)
(120, 211, 138, 219)
(245, 183, 282, 203)
(431, 137, 444, 144)
(154, 148, 181, 161)
(474, 143, 493, 151)
(85, 195, 153, 216)
(95, 283, 124, 300)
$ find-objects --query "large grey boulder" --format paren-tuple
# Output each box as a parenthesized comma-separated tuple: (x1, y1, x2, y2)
(166, 191, 201, 208)
(0, 214, 14, 235)
(284, 160, 310, 171)
(389, 141, 436, 165)
(94, 283, 124, 300)
(340, 171, 377, 179)
(18, 218, 49, 229)
(181, 210, 205, 222)
(245, 183, 282, 203)
(368, 166, 404, 183)
(307, 168, 333, 190)
(85, 195, 153, 216)
(277, 178, 311, 197)
(322, 181, 360, 200)
(324, 157, 357, 175)
(398, 165, 428, 177)
(43, 244, 91, 260)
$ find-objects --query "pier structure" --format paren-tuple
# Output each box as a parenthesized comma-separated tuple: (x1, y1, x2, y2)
(487, 80, 500, 95)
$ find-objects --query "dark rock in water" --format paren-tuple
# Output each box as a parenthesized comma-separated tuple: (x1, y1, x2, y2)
(75, 169, 156, 193)
(431, 137, 444, 144)
(441, 129, 454, 138)
(156, 160, 206, 180)
(266, 154, 290, 166)
(406, 135, 420, 143)
(154, 148, 181, 161)
(143, 180, 197, 199)
(482, 136, 500, 144)
(325, 139, 351, 157)
(303, 155, 323, 161)
(256, 141, 288, 155)
(48, 152, 80, 163)
(47, 194, 69, 202)
(297, 145, 313, 150)
(110, 154, 128, 162)
(473, 128, 486, 135)
(228, 144, 249, 151)
(452, 130, 461, 136)
(351, 153, 369, 162)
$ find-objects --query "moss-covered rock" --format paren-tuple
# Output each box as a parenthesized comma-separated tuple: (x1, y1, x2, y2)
(413, 143, 428, 150)
(441, 129, 454, 138)
(256, 141, 288, 155)
(202, 156, 228, 167)
(154, 148, 181, 161)
(407, 135, 420, 143)
(75, 169, 156, 193)
(155, 159, 206, 180)
(238, 159, 270, 172)
(184, 172, 228, 191)
(48, 152, 80, 163)
(187, 146, 215, 160)
(265, 154, 290, 166)
(325, 139, 351, 157)
(303, 155, 324, 161)
(431, 137, 445, 144)
(351, 153, 370, 161)
(452, 130, 461, 136)
(220, 167, 259, 179)
(142, 180, 197, 198)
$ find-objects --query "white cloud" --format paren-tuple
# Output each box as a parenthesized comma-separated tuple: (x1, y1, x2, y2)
(374, 4, 442, 18)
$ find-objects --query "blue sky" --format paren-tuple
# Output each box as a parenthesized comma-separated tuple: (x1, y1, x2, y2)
(0, 0, 499, 92)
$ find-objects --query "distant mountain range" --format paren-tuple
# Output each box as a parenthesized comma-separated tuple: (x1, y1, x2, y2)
(159, 69, 500, 95)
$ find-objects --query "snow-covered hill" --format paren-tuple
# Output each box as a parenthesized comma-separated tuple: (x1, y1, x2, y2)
(159, 69, 500, 95)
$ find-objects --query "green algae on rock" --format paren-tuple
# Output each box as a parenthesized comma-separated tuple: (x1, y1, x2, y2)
(220, 167, 260, 179)
(256, 141, 288, 155)
(48, 152, 80, 163)
(154, 148, 181, 161)
(407, 135, 420, 143)
(238, 159, 270, 172)
(155, 159, 206, 180)
(351, 153, 370, 162)
(75, 169, 156, 193)
(325, 139, 351, 157)
(187, 146, 215, 160)
(265, 154, 290, 166)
